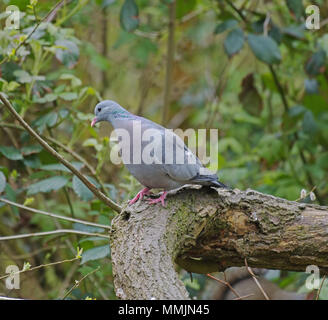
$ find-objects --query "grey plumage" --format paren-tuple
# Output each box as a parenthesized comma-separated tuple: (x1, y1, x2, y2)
(91, 100, 227, 195)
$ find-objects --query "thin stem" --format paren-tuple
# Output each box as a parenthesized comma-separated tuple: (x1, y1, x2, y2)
(269, 65, 289, 112)
(206, 273, 242, 299)
(226, 0, 248, 23)
(0, 122, 109, 196)
(245, 258, 270, 300)
(263, 12, 271, 36)
(162, 0, 176, 125)
(0, 229, 110, 241)
(268, 67, 323, 204)
(233, 293, 255, 300)
(61, 266, 100, 300)
(0, 0, 67, 66)
(0, 93, 121, 213)
(0, 197, 111, 230)
(63, 187, 75, 217)
(56, 0, 90, 26)
(0, 121, 109, 197)
(0, 256, 79, 281)
(316, 275, 326, 300)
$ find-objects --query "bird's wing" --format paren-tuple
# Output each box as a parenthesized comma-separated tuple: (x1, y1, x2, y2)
(125, 116, 205, 183)
(160, 130, 203, 182)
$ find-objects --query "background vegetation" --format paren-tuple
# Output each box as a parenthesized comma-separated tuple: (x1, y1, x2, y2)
(0, 0, 327, 299)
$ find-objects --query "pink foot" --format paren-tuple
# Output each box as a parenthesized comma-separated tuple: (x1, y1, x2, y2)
(129, 188, 151, 205)
(148, 191, 168, 207)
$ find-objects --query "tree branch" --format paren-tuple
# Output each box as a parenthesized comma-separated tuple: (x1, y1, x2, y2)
(0, 197, 110, 230)
(0, 122, 108, 195)
(0, 93, 121, 213)
(162, 0, 176, 125)
(0, 229, 109, 241)
(110, 187, 328, 299)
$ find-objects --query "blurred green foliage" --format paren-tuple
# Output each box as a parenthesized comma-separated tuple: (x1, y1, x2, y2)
(0, 0, 327, 299)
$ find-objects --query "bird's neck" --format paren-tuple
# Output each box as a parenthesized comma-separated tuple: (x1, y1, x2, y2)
(107, 109, 136, 128)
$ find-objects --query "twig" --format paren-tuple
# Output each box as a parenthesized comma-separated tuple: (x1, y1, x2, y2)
(295, 186, 317, 202)
(1, 121, 110, 197)
(226, 0, 247, 23)
(0, 122, 109, 196)
(0, 256, 79, 281)
(269, 65, 289, 112)
(57, 260, 80, 298)
(0, 197, 111, 230)
(45, 0, 70, 23)
(320, 18, 328, 28)
(61, 266, 100, 299)
(233, 293, 255, 300)
(0, 229, 110, 241)
(316, 275, 326, 300)
(0, 93, 121, 213)
(268, 67, 323, 204)
(263, 12, 271, 36)
(0, 0, 66, 66)
(162, 0, 176, 125)
(206, 273, 242, 300)
(245, 258, 270, 300)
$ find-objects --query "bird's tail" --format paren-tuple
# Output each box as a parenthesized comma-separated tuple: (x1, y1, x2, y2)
(211, 179, 230, 189)
(192, 173, 230, 189)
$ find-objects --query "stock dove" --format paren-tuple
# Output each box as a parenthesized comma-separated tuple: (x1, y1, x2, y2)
(91, 100, 227, 206)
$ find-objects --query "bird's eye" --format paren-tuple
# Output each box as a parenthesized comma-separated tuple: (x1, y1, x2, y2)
(97, 107, 101, 112)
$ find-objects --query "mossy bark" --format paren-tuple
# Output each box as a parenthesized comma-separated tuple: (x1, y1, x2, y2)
(110, 187, 328, 300)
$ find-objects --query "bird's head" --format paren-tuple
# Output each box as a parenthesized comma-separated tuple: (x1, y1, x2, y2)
(91, 100, 131, 127)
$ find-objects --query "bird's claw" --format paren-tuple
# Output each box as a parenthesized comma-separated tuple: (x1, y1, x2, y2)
(147, 191, 168, 207)
(129, 188, 151, 205)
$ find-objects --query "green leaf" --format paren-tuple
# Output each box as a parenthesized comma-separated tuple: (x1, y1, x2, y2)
(60, 92, 78, 101)
(304, 78, 318, 94)
(32, 112, 58, 134)
(282, 105, 306, 132)
(4, 184, 18, 215)
(247, 34, 281, 65)
(286, 0, 304, 20)
(79, 236, 106, 243)
(303, 111, 318, 135)
(303, 93, 327, 115)
(81, 245, 110, 264)
(73, 223, 104, 233)
(41, 162, 84, 173)
(0, 171, 6, 194)
(283, 24, 305, 39)
(214, 19, 238, 34)
(72, 175, 99, 201)
(120, 0, 139, 32)
(224, 28, 244, 57)
(13, 70, 32, 83)
(0, 146, 23, 160)
(27, 176, 69, 195)
(1, 62, 21, 82)
(59, 74, 82, 87)
(100, 0, 115, 8)
(21, 145, 43, 156)
(305, 50, 326, 76)
(44, 93, 58, 102)
(23, 155, 42, 169)
(269, 25, 282, 44)
(55, 39, 80, 69)
(176, 0, 197, 19)
(238, 73, 263, 116)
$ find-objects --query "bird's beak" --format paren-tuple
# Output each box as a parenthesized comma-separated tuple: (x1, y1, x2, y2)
(91, 117, 97, 127)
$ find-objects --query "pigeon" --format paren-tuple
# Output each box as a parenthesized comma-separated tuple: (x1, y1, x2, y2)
(91, 100, 227, 206)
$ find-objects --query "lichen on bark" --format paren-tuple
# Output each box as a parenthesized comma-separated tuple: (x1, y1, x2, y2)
(110, 186, 328, 300)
